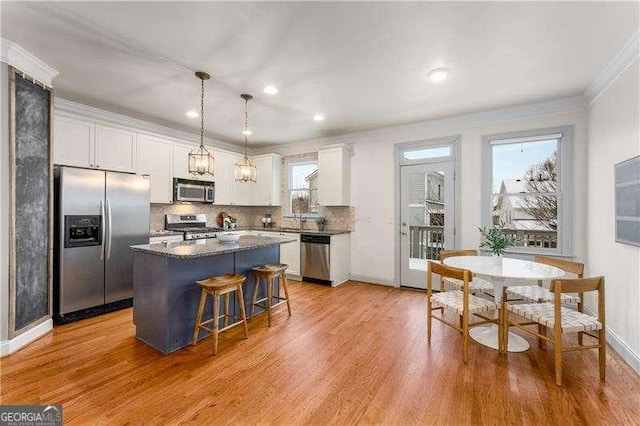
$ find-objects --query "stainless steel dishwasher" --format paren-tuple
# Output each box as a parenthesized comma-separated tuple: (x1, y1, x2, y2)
(301, 234, 331, 284)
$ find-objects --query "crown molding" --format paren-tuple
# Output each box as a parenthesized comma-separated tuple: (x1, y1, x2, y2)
(584, 29, 640, 105)
(54, 97, 245, 154)
(0, 38, 59, 87)
(251, 95, 585, 156)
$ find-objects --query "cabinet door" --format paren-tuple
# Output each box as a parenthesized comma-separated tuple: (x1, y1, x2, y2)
(279, 233, 300, 276)
(251, 155, 281, 206)
(53, 115, 94, 168)
(318, 147, 350, 206)
(231, 153, 253, 205)
(172, 143, 193, 180)
(251, 156, 271, 205)
(213, 151, 233, 205)
(95, 125, 136, 172)
(137, 135, 173, 203)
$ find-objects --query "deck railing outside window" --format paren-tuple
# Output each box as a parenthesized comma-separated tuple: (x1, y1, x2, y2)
(409, 225, 445, 260)
(409, 226, 558, 259)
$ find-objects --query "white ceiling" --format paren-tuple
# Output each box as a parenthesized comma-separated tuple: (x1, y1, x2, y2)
(1, 1, 638, 147)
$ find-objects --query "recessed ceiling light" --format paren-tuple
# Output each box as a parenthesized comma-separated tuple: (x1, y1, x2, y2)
(242, 129, 253, 136)
(313, 114, 325, 122)
(263, 85, 278, 95)
(428, 68, 449, 84)
(186, 110, 199, 118)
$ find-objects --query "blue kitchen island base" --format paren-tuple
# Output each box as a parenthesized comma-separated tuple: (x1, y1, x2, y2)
(132, 242, 284, 355)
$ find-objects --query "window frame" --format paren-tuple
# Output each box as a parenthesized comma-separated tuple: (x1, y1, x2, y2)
(284, 158, 320, 218)
(481, 126, 574, 257)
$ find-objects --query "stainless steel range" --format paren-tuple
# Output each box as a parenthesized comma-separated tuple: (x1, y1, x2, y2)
(165, 214, 224, 240)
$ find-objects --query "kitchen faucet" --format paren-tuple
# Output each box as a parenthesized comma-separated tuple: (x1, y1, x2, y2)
(299, 214, 306, 231)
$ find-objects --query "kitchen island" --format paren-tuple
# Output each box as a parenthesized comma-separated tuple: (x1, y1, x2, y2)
(130, 235, 296, 354)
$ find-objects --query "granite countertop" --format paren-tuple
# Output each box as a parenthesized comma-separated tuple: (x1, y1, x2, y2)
(235, 227, 351, 236)
(150, 230, 184, 238)
(131, 235, 297, 259)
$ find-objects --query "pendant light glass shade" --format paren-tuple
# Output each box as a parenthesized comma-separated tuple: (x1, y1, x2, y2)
(235, 93, 257, 183)
(234, 156, 257, 183)
(189, 145, 215, 176)
(189, 71, 214, 177)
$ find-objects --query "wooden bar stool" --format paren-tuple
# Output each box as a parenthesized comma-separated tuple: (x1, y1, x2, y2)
(192, 273, 249, 355)
(250, 263, 291, 326)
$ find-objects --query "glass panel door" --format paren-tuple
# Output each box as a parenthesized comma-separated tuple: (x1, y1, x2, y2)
(400, 162, 454, 289)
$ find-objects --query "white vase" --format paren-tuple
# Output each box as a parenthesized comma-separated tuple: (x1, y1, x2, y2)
(492, 253, 503, 265)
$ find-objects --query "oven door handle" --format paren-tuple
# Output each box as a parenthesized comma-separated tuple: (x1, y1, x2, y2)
(100, 200, 106, 260)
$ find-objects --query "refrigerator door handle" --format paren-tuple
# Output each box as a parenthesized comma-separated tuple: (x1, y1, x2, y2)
(100, 199, 106, 260)
(106, 198, 113, 259)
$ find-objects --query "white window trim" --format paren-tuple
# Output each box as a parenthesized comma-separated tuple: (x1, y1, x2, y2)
(399, 138, 455, 166)
(481, 126, 574, 257)
(283, 158, 320, 218)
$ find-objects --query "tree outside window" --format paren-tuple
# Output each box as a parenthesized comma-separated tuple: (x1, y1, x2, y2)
(288, 161, 319, 216)
(491, 138, 559, 249)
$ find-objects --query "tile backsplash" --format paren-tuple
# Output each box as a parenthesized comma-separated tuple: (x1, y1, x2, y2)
(150, 204, 354, 232)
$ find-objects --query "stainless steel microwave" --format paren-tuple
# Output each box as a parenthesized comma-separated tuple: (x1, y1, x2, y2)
(173, 178, 215, 203)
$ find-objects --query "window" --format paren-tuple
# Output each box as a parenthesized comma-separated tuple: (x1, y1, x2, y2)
(287, 160, 319, 216)
(482, 127, 573, 254)
(403, 146, 451, 161)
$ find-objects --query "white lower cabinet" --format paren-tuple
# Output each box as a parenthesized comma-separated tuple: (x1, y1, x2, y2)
(329, 234, 350, 286)
(250, 230, 301, 279)
(280, 233, 301, 278)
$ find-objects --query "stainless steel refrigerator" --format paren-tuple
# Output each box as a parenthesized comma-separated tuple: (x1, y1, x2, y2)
(54, 166, 149, 322)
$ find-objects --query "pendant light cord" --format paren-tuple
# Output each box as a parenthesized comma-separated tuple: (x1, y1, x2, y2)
(244, 97, 249, 158)
(200, 77, 205, 149)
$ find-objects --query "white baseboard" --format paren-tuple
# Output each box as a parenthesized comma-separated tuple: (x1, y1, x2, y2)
(0, 319, 53, 357)
(583, 307, 640, 376)
(349, 273, 396, 287)
(604, 325, 640, 376)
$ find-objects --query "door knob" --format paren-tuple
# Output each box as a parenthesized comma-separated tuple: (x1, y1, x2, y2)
(401, 221, 407, 227)
(401, 231, 408, 235)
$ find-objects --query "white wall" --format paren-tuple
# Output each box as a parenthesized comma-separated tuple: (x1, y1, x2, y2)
(587, 58, 640, 372)
(259, 99, 587, 285)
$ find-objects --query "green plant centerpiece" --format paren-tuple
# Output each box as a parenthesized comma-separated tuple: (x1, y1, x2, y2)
(478, 224, 521, 258)
(316, 216, 328, 232)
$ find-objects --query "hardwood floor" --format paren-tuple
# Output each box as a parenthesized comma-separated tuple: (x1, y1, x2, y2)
(1, 281, 639, 425)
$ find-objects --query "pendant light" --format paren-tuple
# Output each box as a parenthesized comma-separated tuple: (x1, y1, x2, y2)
(234, 93, 257, 183)
(188, 71, 215, 176)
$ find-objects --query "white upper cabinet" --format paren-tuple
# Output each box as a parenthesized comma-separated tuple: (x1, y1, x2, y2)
(214, 151, 257, 206)
(212, 150, 234, 205)
(232, 153, 254, 206)
(95, 124, 137, 172)
(53, 115, 95, 168)
(318, 145, 351, 206)
(137, 134, 173, 204)
(172, 142, 214, 182)
(252, 154, 281, 206)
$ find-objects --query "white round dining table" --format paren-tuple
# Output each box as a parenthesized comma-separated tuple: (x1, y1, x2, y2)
(442, 256, 566, 352)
